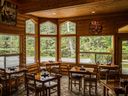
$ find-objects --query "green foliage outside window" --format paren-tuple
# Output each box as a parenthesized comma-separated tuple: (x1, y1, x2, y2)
(0, 35, 19, 55)
(40, 21, 57, 35)
(26, 36, 35, 64)
(40, 37, 56, 61)
(80, 36, 113, 64)
(61, 37, 76, 58)
(80, 36, 112, 52)
(26, 19, 35, 34)
(26, 19, 36, 64)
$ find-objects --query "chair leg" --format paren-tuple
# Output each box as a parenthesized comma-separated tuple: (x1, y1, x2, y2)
(95, 82, 97, 96)
(68, 78, 70, 89)
(71, 80, 72, 91)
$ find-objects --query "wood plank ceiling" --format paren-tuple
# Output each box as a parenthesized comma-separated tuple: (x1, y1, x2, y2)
(11, 0, 128, 18)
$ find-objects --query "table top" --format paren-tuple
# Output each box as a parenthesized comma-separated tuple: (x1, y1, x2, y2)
(99, 64, 119, 69)
(35, 72, 59, 83)
(69, 66, 94, 74)
(6, 67, 27, 74)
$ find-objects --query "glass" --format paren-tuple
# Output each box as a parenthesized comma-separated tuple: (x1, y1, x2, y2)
(26, 19, 35, 34)
(0, 35, 19, 55)
(6, 55, 19, 68)
(122, 40, 128, 74)
(60, 21, 76, 35)
(61, 37, 76, 63)
(80, 36, 113, 64)
(40, 21, 57, 35)
(26, 36, 35, 64)
(80, 36, 113, 52)
(40, 37, 56, 62)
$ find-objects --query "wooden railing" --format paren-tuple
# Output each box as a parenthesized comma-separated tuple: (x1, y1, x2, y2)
(80, 52, 112, 64)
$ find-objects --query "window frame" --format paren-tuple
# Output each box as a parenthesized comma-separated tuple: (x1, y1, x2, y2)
(40, 21, 57, 62)
(60, 21, 76, 63)
(25, 19, 37, 65)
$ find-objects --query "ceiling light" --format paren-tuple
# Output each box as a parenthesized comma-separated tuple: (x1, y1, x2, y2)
(91, 11, 95, 14)
(52, 12, 56, 15)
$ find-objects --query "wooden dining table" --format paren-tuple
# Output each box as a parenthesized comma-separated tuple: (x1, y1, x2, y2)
(69, 66, 94, 74)
(35, 72, 61, 96)
(99, 64, 119, 69)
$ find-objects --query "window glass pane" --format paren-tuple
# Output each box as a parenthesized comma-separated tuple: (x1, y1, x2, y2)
(80, 36, 113, 52)
(6, 55, 19, 68)
(40, 21, 57, 35)
(0, 57, 4, 68)
(26, 36, 35, 64)
(40, 37, 56, 61)
(122, 40, 128, 74)
(0, 35, 19, 55)
(26, 19, 35, 34)
(60, 21, 76, 35)
(61, 37, 76, 62)
(80, 53, 95, 64)
(80, 36, 113, 64)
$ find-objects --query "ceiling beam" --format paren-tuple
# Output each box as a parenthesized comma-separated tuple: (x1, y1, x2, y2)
(17, 0, 103, 13)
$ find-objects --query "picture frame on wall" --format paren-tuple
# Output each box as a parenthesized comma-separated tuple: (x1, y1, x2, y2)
(0, 0, 17, 25)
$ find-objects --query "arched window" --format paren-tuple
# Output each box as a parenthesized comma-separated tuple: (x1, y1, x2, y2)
(26, 19, 35, 34)
(40, 21, 57, 61)
(40, 21, 57, 35)
(26, 19, 36, 64)
(60, 21, 76, 35)
(60, 21, 76, 63)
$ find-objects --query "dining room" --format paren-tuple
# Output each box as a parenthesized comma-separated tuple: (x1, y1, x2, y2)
(0, 0, 128, 96)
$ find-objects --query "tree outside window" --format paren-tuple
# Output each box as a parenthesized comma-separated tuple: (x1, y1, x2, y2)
(60, 21, 76, 63)
(40, 21, 57, 62)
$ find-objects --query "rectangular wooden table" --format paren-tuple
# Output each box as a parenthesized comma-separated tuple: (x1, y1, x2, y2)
(69, 66, 94, 74)
(99, 64, 119, 69)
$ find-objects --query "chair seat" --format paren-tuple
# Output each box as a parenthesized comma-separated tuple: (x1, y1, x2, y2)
(71, 73, 83, 80)
(45, 81, 57, 88)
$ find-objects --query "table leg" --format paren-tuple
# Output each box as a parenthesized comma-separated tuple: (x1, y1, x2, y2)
(103, 86, 106, 96)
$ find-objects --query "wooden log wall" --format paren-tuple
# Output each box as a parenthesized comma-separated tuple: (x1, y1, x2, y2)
(0, 11, 128, 71)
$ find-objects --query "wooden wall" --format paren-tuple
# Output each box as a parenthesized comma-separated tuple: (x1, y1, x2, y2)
(0, 12, 128, 68)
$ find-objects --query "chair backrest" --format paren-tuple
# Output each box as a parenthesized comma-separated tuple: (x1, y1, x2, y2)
(0, 68, 7, 81)
(106, 68, 120, 82)
(25, 73, 37, 90)
(84, 71, 98, 82)
(0, 68, 6, 77)
(50, 67, 61, 76)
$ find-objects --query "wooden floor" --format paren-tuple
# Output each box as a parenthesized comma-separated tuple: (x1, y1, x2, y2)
(12, 76, 103, 96)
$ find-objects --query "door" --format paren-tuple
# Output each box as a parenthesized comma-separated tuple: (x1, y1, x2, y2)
(120, 39, 128, 74)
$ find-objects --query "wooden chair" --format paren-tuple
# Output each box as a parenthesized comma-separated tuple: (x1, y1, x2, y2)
(106, 68, 120, 82)
(50, 67, 61, 76)
(68, 66, 83, 92)
(0, 68, 7, 94)
(0, 68, 27, 95)
(44, 75, 61, 96)
(25, 73, 46, 96)
(84, 71, 98, 96)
